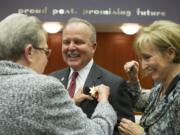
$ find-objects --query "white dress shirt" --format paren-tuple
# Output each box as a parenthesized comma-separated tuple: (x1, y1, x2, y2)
(67, 59, 94, 94)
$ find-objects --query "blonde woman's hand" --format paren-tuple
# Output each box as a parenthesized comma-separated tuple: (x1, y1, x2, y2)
(118, 118, 144, 135)
(124, 60, 139, 84)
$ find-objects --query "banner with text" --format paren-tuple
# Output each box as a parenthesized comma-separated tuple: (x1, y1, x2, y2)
(1, 0, 180, 24)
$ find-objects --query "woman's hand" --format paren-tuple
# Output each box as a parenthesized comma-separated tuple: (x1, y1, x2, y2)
(74, 84, 110, 104)
(73, 88, 93, 105)
(95, 84, 110, 102)
(118, 118, 144, 135)
(124, 60, 139, 84)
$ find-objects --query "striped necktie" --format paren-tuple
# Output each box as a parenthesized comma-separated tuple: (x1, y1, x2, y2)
(68, 72, 78, 98)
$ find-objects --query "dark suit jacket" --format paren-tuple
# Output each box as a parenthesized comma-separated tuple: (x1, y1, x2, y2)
(50, 63, 135, 135)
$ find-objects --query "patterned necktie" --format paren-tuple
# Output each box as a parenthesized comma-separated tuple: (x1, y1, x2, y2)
(68, 72, 78, 98)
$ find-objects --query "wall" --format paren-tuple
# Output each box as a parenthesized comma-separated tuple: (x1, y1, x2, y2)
(45, 32, 153, 88)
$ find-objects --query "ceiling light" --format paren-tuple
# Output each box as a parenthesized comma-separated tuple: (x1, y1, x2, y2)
(120, 23, 141, 35)
(43, 22, 63, 33)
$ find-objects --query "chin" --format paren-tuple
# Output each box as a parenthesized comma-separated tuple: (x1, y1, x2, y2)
(151, 74, 159, 81)
(68, 63, 80, 70)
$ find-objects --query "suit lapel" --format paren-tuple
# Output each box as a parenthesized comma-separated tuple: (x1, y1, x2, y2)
(59, 68, 70, 89)
(59, 63, 104, 89)
(80, 63, 103, 118)
(84, 63, 103, 88)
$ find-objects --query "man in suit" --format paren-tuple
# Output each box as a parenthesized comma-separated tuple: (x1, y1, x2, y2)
(50, 17, 135, 135)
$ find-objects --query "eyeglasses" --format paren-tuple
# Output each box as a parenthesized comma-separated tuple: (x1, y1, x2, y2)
(33, 47, 52, 57)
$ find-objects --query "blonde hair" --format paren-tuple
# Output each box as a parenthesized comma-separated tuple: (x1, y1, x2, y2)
(134, 20, 180, 63)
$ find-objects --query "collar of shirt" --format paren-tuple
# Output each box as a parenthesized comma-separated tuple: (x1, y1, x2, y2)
(68, 59, 94, 93)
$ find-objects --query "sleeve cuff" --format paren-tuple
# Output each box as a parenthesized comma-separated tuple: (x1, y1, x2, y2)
(141, 132, 147, 135)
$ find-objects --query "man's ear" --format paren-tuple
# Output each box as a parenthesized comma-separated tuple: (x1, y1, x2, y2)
(166, 47, 176, 62)
(24, 44, 34, 63)
(92, 43, 97, 53)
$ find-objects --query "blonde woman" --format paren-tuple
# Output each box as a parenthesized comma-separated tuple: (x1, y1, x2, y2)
(119, 20, 180, 135)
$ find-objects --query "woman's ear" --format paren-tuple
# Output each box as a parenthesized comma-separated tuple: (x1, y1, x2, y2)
(166, 47, 176, 62)
(24, 44, 33, 63)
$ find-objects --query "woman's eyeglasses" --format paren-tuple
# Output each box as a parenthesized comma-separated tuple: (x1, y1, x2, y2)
(33, 47, 52, 57)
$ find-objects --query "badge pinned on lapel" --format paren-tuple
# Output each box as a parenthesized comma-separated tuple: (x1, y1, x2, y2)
(89, 86, 98, 98)
(61, 77, 64, 81)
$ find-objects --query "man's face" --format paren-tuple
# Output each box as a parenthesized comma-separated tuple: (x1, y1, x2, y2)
(62, 22, 96, 71)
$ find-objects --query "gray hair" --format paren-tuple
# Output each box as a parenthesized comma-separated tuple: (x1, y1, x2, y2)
(0, 13, 46, 61)
(63, 17, 96, 44)
(134, 20, 180, 63)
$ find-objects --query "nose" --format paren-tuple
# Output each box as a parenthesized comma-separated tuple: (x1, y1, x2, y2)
(141, 59, 148, 70)
(68, 41, 76, 50)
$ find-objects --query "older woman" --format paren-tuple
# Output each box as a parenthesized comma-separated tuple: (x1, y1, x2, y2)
(118, 20, 180, 135)
(0, 13, 117, 135)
